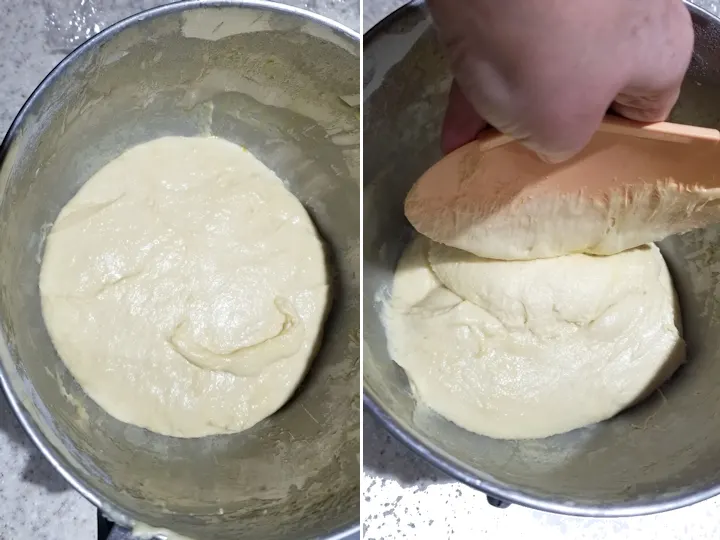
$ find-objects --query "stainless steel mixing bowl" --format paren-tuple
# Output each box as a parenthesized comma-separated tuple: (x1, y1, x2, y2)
(364, 0, 720, 517)
(0, 1, 359, 538)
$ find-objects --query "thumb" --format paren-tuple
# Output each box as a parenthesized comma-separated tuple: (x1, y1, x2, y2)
(441, 80, 487, 154)
(611, 87, 683, 123)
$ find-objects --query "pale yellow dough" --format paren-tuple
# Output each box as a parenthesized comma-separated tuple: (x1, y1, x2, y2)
(40, 136, 330, 438)
(385, 236, 685, 439)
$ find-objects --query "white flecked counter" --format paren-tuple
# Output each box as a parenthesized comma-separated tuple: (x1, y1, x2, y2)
(362, 0, 720, 539)
(0, 1, 358, 539)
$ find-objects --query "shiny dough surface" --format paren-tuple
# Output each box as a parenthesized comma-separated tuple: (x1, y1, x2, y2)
(384, 236, 685, 439)
(40, 136, 330, 438)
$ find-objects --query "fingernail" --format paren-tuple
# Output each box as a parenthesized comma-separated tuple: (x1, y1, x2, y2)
(535, 150, 576, 164)
(520, 138, 576, 164)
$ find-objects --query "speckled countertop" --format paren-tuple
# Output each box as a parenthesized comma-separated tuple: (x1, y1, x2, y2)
(0, 1, 357, 539)
(362, 0, 720, 539)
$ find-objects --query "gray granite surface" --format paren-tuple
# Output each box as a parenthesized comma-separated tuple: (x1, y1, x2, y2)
(362, 0, 720, 539)
(0, 1, 357, 539)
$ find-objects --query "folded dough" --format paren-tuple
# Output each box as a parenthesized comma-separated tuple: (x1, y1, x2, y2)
(404, 134, 720, 260)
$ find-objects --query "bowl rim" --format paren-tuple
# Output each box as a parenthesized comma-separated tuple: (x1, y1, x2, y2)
(363, 0, 720, 518)
(0, 1, 359, 538)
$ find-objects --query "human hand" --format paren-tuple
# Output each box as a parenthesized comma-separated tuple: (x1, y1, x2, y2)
(427, 0, 694, 161)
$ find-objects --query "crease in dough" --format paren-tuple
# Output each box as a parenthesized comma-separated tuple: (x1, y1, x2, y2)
(168, 296, 306, 377)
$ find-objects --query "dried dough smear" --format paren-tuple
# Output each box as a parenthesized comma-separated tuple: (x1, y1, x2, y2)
(40, 136, 330, 438)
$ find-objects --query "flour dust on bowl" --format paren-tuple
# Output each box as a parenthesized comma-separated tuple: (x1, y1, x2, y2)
(363, 0, 720, 516)
(0, 2, 359, 539)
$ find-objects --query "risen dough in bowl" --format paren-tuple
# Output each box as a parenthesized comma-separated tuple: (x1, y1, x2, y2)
(40, 136, 330, 438)
(384, 236, 685, 439)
